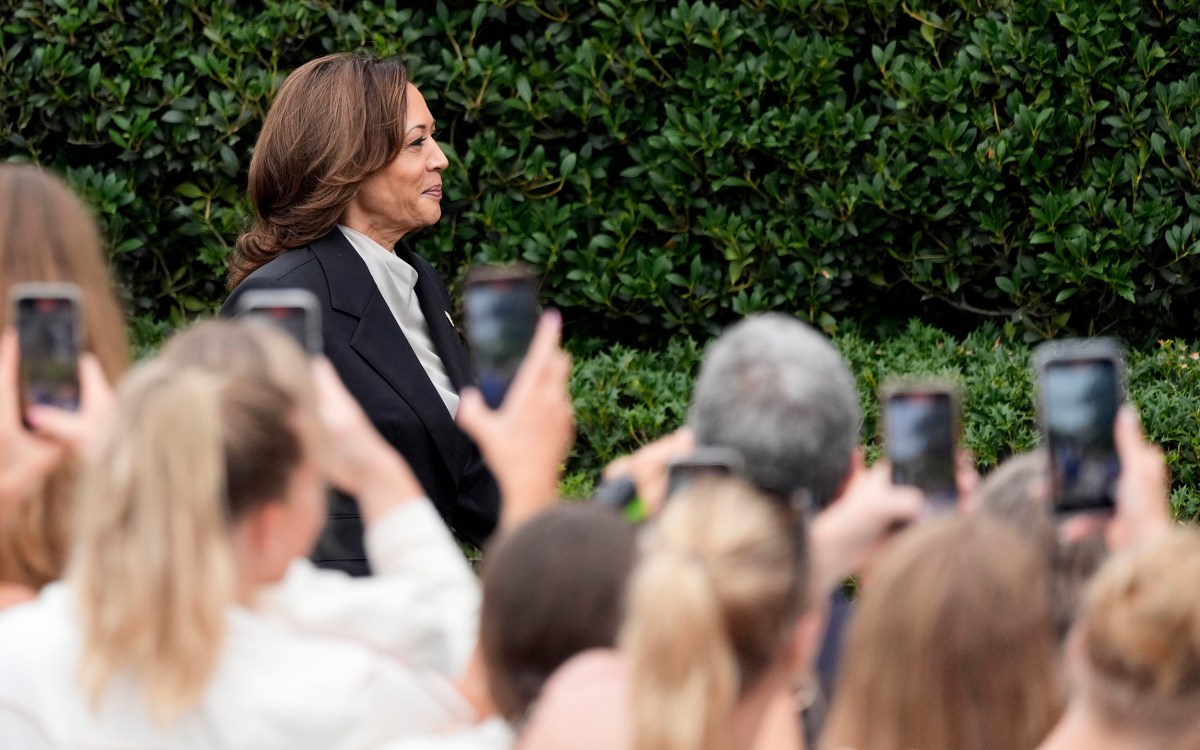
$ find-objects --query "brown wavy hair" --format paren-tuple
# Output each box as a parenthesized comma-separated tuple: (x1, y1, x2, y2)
(228, 53, 410, 289)
(0, 164, 130, 590)
(822, 516, 1063, 750)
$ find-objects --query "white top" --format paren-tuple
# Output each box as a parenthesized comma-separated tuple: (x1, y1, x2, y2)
(378, 716, 515, 750)
(0, 500, 481, 750)
(338, 225, 459, 417)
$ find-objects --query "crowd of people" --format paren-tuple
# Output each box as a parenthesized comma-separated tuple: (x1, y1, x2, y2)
(0, 50, 1196, 750)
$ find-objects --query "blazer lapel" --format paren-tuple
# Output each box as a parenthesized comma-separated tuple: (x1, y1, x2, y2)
(396, 244, 475, 392)
(311, 229, 472, 481)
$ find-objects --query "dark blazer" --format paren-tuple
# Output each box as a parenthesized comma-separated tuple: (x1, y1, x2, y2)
(222, 228, 500, 575)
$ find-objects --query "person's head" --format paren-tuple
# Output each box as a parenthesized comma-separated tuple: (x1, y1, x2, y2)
(0, 164, 129, 590)
(230, 53, 448, 288)
(622, 478, 811, 750)
(68, 321, 324, 722)
(1069, 529, 1200, 745)
(480, 504, 637, 725)
(822, 515, 1062, 750)
(688, 313, 860, 506)
(975, 450, 1108, 641)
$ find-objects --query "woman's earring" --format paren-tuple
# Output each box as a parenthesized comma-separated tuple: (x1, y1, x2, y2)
(792, 676, 819, 713)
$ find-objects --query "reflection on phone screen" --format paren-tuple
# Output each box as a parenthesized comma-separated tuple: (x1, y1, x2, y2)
(887, 392, 957, 509)
(246, 306, 312, 354)
(464, 279, 538, 408)
(1044, 360, 1120, 511)
(17, 297, 80, 411)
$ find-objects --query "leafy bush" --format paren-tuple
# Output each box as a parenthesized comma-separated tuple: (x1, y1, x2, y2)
(567, 320, 1200, 519)
(4, 0, 1200, 344)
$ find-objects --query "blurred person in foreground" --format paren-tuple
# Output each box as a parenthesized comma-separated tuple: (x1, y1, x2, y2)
(973, 449, 1107, 641)
(0, 164, 126, 605)
(820, 515, 1063, 750)
(224, 53, 500, 574)
(603, 312, 925, 729)
(383, 504, 638, 750)
(1039, 529, 1200, 750)
(521, 478, 820, 750)
(0, 315, 573, 749)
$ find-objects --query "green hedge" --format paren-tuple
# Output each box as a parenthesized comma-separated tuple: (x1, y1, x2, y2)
(567, 320, 1200, 519)
(4, 0, 1200, 345)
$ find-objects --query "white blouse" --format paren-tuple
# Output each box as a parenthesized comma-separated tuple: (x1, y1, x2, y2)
(0, 499, 481, 750)
(338, 225, 460, 417)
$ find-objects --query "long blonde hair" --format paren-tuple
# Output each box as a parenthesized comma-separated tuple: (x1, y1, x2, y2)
(621, 478, 808, 750)
(0, 164, 130, 590)
(821, 516, 1062, 750)
(69, 352, 304, 722)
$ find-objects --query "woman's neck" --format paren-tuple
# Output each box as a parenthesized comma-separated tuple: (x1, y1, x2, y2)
(735, 672, 804, 750)
(1039, 700, 1153, 750)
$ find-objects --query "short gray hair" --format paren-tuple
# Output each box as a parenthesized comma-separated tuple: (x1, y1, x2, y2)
(688, 313, 860, 506)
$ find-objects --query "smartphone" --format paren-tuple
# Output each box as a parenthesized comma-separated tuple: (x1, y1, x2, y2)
(462, 264, 540, 409)
(882, 380, 960, 512)
(235, 289, 323, 356)
(11, 283, 83, 412)
(666, 447, 746, 499)
(1034, 338, 1125, 514)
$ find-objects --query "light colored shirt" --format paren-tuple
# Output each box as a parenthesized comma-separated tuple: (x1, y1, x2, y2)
(0, 499, 480, 750)
(338, 225, 459, 417)
(378, 716, 515, 750)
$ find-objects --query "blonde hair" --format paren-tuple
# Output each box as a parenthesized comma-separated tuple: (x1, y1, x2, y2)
(621, 478, 808, 750)
(822, 516, 1062, 750)
(1080, 529, 1200, 739)
(0, 164, 130, 590)
(69, 347, 304, 722)
(158, 318, 315, 404)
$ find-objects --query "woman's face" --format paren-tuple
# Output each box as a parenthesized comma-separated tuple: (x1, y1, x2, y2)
(344, 83, 448, 246)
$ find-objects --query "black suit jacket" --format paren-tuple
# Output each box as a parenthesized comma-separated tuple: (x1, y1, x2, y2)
(222, 228, 500, 575)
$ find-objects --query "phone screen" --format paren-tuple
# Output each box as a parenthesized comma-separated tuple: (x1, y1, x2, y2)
(16, 296, 80, 411)
(245, 305, 317, 355)
(463, 274, 538, 408)
(886, 390, 957, 508)
(1043, 359, 1120, 512)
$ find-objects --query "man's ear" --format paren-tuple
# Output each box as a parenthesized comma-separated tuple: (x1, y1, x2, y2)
(829, 446, 867, 508)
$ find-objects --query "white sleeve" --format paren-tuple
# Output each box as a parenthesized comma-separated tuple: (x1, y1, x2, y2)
(0, 704, 54, 750)
(259, 499, 480, 678)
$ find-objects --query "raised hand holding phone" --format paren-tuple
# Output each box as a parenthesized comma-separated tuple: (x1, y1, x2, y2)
(882, 379, 961, 514)
(235, 288, 323, 356)
(1034, 338, 1124, 515)
(462, 264, 539, 409)
(457, 310, 573, 529)
(0, 327, 63, 509)
(12, 283, 82, 413)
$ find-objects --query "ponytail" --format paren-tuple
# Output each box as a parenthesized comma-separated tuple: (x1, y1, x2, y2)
(72, 366, 234, 722)
(69, 357, 303, 722)
(621, 479, 808, 750)
(624, 550, 739, 750)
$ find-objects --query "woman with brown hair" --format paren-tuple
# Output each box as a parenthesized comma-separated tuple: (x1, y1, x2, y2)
(223, 53, 499, 575)
(820, 516, 1063, 750)
(0, 164, 127, 599)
